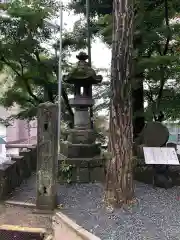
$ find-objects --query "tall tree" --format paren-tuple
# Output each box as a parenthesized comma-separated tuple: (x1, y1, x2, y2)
(105, 0, 134, 207)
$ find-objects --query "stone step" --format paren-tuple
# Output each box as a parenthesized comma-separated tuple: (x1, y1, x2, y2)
(62, 142, 100, 147)
(60, 142, 101, 158)
(59, 155, 104, 167)
(59, 156, 104, 161)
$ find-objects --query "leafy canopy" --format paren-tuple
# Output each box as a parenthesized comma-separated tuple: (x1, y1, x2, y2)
(70, 0, 180, 121)
(0, 0, 86, 123)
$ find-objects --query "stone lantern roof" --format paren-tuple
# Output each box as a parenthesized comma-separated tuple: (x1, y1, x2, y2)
(65, 52, 102, 85)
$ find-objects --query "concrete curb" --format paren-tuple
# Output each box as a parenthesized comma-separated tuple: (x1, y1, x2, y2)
(5, 200, 36, 208)
(0, 225, 46, 233)
(53, 212, 101, 240)
(0, 225, 46, 239)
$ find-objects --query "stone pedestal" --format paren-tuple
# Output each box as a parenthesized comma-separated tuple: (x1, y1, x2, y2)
(36, 102, 58, 210)
(74, 107, 91, 128)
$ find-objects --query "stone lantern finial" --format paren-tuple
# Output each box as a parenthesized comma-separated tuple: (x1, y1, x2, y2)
(65, 51, 102, 85)
(76, 52, 89, 61)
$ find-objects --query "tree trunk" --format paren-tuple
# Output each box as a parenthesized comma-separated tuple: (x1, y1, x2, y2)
(105, 0, 134, 207)
(132, 73, 145, 139)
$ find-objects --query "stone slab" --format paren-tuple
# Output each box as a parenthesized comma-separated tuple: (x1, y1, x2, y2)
(67, 129, 96, 144)
(58, 155, 105, 183)
(60, 142, 101, 158)
(59, 156, 104, 168)
(76, 168, 90, 183)
(90, 167, 105, 182)
(69, 98, 94, 107)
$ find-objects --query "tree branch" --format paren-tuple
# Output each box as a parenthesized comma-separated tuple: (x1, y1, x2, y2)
(146, 84, 155, 104)
(62, 87, 74, 127)
(153, 0, 170, 116)
(156, 43, 162, 55)
(163, 0, 171, 55)
(34, 52, 55, 102)
(146, 84, 157, 120)
(156, 66, 166, 112)
(1, 56, 42, 103)
(53, 68, 74, 124)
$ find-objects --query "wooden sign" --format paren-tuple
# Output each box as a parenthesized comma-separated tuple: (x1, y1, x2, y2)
(143, 147, 179, 165)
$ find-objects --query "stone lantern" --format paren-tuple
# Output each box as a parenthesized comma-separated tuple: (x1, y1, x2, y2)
(66, 52, 102, 130)
(60, 52, 105, 183)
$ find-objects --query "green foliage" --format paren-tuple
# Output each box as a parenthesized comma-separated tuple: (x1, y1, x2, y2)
(70, 0, 180, 121)
(69, 0, 112, 16)
(0, 0, 87, 122)
(59, 160, 73, 184)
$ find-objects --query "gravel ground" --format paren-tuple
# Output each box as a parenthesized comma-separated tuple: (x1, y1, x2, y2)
(8, 175, 180, 240)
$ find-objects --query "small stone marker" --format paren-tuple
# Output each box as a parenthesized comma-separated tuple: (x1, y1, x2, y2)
(143, 147, 179, 165)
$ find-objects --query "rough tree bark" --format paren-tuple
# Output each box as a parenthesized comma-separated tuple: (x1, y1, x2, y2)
(105, 0, 135, 207)
(132, 73, 144, 139)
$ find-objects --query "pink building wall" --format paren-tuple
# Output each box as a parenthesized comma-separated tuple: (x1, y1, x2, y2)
(0, 106, 37, 144)
(6, 119, 37, 143)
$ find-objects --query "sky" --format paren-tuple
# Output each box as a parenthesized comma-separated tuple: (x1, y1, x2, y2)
(61, 0, 111, 70)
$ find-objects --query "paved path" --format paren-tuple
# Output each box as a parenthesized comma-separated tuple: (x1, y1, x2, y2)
(0, 204, 52, 229)
(0, 174, 52, 238)
(6, 174, 180, 240)
(0, 203, 53, 240)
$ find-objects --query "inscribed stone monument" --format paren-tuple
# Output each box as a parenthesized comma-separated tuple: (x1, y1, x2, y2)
(141, 121, 175, 188)
(36, 102, 58, 210)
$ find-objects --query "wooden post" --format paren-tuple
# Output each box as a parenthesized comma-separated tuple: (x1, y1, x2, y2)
(36, 102, 58, 210)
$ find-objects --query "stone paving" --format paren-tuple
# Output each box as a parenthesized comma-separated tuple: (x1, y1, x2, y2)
(8, 174, 180, 240)
(0, 204, 52, 232)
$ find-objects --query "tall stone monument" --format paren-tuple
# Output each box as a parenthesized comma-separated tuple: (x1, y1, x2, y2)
(60, 52, 105, 183)
(36, 102, 58, 210)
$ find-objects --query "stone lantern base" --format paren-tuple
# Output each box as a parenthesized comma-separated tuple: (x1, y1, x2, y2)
(60, 141, 101, 158)
(58, 155, 105, 183)
(58, 129, 106, 183)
